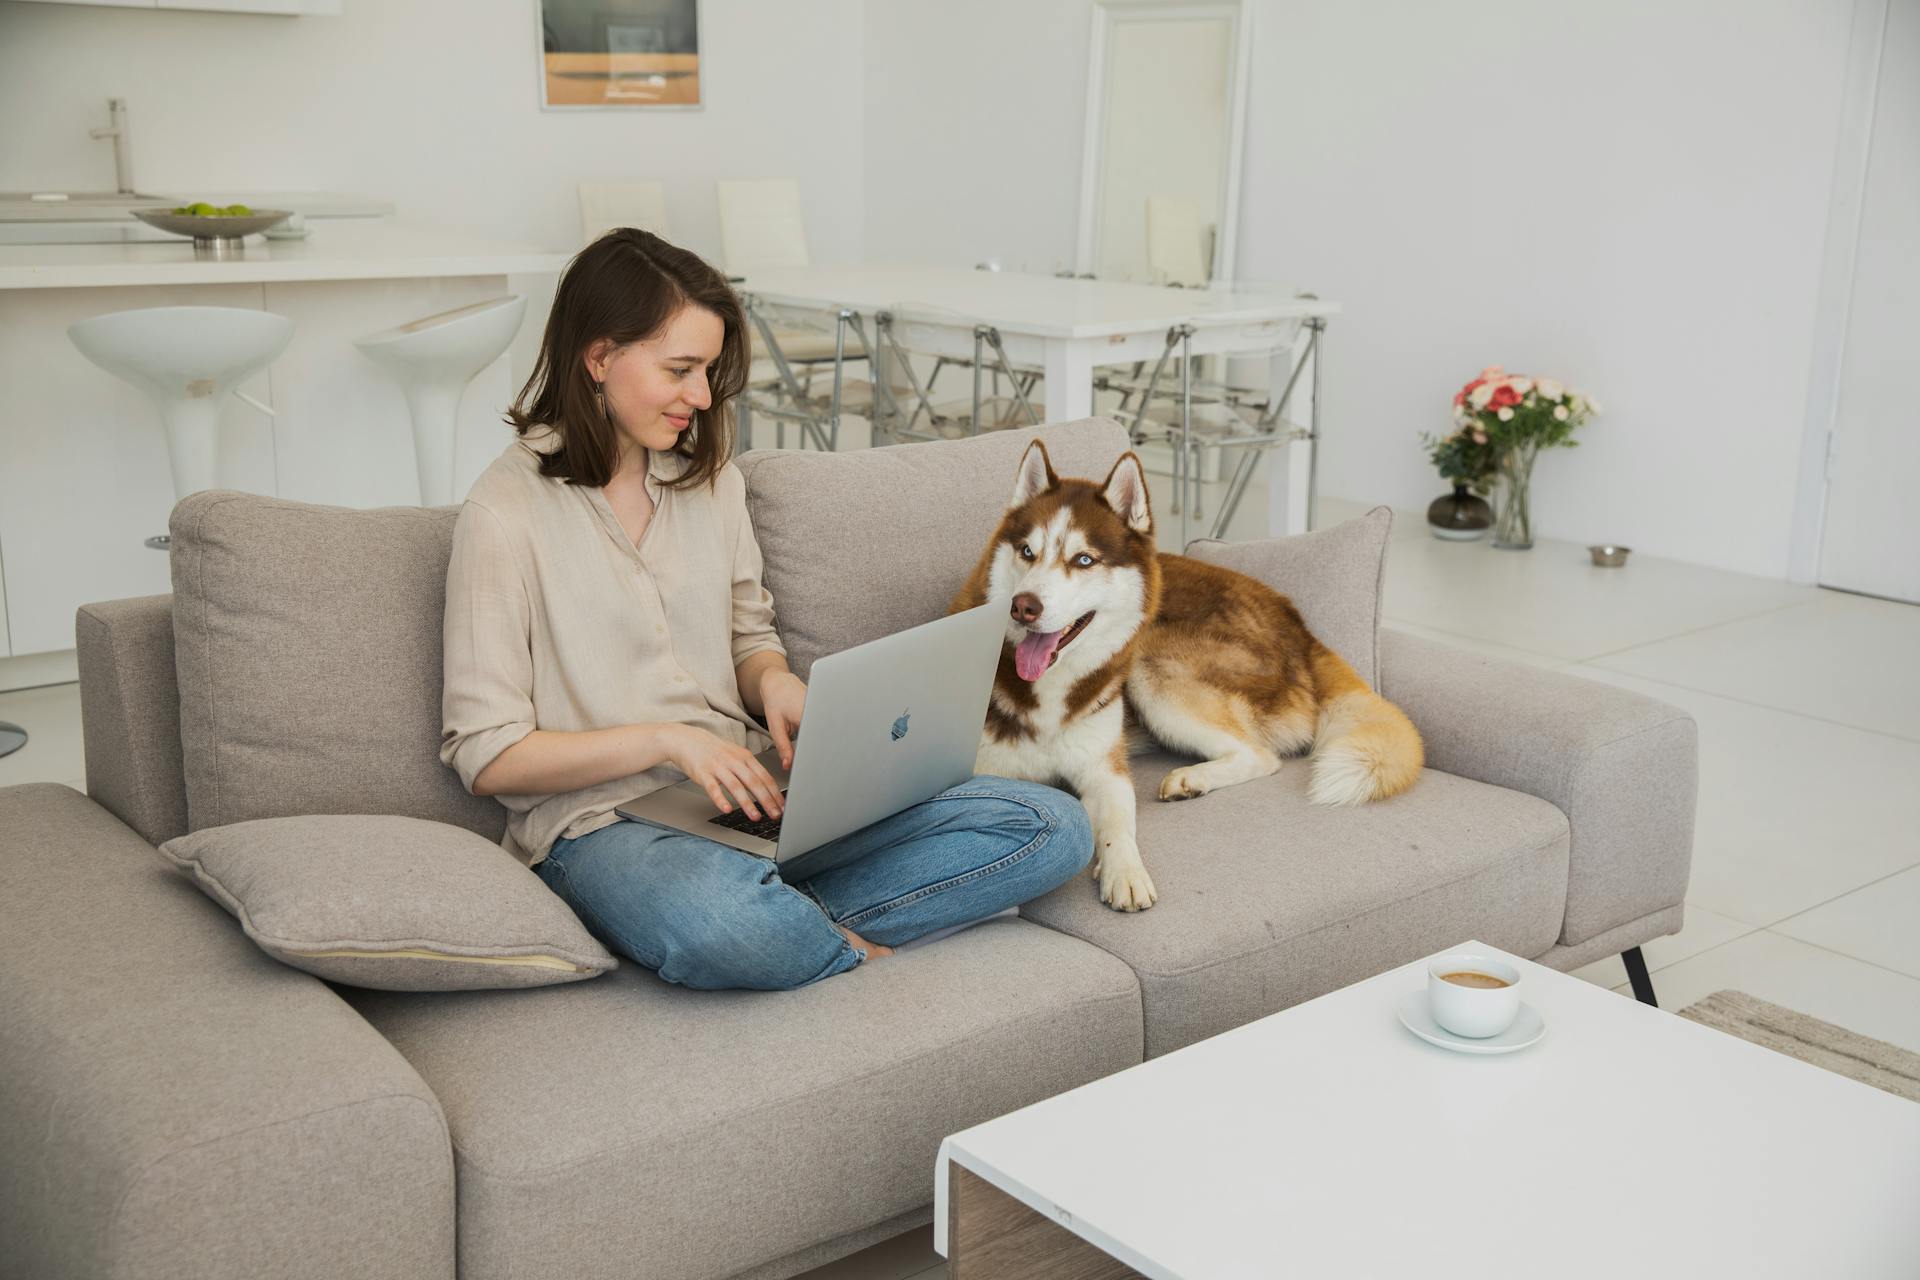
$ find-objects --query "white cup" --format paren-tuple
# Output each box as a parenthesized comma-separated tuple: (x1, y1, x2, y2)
(1427, 953, 1521, 1038)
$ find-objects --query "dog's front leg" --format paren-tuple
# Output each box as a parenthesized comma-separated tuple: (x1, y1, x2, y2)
(1072, 751, 1157, 912)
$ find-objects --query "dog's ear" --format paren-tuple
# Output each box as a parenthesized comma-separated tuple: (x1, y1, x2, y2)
(1009, 439, 1059, 508)
(1101, 452, 1153, 535)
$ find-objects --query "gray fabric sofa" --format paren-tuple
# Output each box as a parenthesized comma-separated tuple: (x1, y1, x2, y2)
(0, 417, 1697, 1280)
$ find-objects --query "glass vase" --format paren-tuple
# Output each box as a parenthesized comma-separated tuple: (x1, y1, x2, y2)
(1492, 440, 1539, 550)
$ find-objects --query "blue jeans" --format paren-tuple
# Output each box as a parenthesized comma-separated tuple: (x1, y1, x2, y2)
(536, 775, 1092, 991)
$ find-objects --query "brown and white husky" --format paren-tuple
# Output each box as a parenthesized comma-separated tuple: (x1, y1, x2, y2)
(949, 440, 1424, 911)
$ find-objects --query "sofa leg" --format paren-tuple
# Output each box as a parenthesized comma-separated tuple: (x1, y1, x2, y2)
(1622, 946, 1658, 1008)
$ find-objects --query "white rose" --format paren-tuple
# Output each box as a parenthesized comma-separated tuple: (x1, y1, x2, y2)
(1537, 378, 1564, 400)
(1587, 395, 1603, 414)
(1553, 404, 1569, 421)
(1468, 382, 1494, 410)
(1497, 406, 1515, 422)
(1509, 377, 1534, 395)
(1569, 394, 1586, 415)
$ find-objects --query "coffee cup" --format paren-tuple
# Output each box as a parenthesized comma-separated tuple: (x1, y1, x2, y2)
(1427, 953, 1521, 1038)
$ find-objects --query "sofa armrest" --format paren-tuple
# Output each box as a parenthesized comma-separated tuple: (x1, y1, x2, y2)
(76, 594, 188, 848)
(1378, 629, 1698, 947)
(0, 784, 454, 1280)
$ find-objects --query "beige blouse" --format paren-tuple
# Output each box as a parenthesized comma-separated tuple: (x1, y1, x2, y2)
(441, 429, 786, 867)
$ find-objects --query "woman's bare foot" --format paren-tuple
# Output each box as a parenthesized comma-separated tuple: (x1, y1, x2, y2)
(839, 924, 893, 961)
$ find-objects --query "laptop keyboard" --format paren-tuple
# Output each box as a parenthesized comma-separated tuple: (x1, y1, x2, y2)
(707, 791, 789, 843)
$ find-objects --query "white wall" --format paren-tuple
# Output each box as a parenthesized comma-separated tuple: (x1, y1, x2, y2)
(863, 0, 1857, 578)
(862, 0, 1091, 273)
(1, 0, 1864, 578)
(0, 0, 865, 267)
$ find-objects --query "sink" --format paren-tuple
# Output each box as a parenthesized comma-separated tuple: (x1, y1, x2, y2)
(0, 192, 182, 223)
(0, 191, 176, 203)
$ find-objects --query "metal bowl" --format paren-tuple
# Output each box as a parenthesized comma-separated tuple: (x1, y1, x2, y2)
(131, 207, 292, 255)
(1588, 544, 1632, 567)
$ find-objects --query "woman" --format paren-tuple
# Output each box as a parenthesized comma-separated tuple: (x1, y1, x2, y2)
(440, 229, 1092, 991)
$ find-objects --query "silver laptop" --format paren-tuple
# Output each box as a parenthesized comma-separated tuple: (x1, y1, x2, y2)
(615, 600, 1004, 865)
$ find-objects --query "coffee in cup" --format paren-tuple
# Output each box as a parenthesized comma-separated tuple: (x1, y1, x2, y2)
(1439, 970, 1512, 989)
(1427, 953, 1521, 1038)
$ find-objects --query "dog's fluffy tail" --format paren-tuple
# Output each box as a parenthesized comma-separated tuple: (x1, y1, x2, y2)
(1305, 644, 1423, 806)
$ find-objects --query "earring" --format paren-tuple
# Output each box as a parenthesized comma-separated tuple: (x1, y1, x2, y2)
(592, 380, 609, 419)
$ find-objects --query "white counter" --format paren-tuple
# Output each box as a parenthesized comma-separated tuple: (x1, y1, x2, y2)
(0, 220, 571, 290)
(0, 219, 567, 665)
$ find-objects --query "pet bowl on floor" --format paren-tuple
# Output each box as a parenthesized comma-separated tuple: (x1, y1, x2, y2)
(1588, 544, 1631, 567)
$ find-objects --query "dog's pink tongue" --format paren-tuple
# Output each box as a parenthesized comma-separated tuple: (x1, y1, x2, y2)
(1015, 629, 1064, 681)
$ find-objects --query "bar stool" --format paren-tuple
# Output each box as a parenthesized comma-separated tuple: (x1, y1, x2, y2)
(68, 305, 294, 550)
(354, 296, 526, 506)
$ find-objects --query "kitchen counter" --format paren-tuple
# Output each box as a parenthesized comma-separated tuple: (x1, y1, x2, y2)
(0, 220, 571, 289)
(0, 218, 567, 664)
(0, 190, 395, 223)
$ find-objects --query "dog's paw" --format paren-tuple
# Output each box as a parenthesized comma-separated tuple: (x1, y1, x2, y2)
(1098, 855, 1158, 912)
(1159, 766, 1211, 802)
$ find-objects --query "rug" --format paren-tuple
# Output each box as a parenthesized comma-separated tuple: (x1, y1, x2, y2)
(1678, 989, 1920, 1103)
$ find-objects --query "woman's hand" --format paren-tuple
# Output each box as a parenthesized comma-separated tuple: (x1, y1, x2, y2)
(660, 725, 784, 821)
(758, 670, 808, 769)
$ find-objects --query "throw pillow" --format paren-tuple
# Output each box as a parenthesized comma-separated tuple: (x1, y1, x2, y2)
(158, 814, 617, 991)
(1183, 506, 1393, 685)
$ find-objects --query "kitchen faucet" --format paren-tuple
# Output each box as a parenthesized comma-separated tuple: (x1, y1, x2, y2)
(89, 98, 135, 195)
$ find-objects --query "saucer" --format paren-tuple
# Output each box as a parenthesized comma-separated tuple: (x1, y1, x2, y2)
(1396, 989, 1546, 1055)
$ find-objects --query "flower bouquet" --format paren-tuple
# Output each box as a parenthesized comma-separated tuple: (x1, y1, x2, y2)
(1451, 366, 1600, 548)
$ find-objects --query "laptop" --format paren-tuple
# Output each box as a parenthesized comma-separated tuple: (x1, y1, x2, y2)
(615, 600, 1004, 865)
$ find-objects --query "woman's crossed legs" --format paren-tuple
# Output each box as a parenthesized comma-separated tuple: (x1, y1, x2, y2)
(536, 775, 1092, 991)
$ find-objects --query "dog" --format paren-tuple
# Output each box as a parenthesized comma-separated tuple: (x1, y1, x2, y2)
(949, 439, 1424, 911)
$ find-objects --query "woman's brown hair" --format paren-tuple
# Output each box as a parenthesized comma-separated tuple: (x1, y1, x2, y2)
(507, 228, 748, 490)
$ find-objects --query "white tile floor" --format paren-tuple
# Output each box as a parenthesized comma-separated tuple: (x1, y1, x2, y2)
(2, 477, 1915, 1280)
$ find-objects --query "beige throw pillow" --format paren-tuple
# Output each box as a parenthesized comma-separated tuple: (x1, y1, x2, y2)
(159, 814, 617, 991)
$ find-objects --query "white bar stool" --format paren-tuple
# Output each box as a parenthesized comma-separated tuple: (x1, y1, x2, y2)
(68, 305, 294, 550)
(354, 296, 527, 506)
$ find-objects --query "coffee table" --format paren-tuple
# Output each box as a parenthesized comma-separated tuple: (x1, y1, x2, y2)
(934, 940, 1920, 1278)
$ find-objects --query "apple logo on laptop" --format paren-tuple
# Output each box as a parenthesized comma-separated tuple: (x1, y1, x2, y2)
(891, 710, 910, 741)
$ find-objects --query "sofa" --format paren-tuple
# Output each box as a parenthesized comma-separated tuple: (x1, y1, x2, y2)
(0, 417, 1698, 1280)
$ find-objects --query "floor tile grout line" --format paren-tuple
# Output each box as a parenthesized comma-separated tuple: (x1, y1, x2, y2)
(1754, 928, 1920, 985)
(1618, 912, 1920, 992)
(1573, 596, 1826, 666)
(1377, 616, 1570, 663)
(1569, 662, 1920, 747)
(1748, 859, 1920, 935)
(1384, 593, 1821, 670)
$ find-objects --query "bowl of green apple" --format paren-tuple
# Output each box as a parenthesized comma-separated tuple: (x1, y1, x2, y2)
(132, 202, 292, 249)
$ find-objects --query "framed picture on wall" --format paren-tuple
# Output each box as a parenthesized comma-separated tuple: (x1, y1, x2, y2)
(537, 0, 703, 110)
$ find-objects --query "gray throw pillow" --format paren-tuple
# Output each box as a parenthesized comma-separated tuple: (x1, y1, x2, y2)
(158, 814, 617, 991)
(1183, 506, 1393, 686)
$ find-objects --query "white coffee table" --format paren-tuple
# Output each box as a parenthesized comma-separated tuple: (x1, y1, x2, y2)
(934, 940, 1920, 1278)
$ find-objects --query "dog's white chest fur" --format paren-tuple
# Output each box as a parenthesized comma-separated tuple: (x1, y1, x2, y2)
(975, 687, 1124, 788)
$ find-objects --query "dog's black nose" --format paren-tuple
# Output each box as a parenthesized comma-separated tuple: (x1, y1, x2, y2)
(1011, 593, 1043, 625)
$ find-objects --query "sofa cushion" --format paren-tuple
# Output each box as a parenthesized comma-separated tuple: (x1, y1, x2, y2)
(158, 815, 617, 991)
(1019, 755, 1571, 1057)
(737, 418, 1132, 677)
(168, 491, 504, 839)
(340, 917, 1142, 1280)
(1183, 504, 1392, 686)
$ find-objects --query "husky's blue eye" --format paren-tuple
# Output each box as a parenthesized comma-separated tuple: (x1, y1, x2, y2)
(1074, 553, 1096, 568)
(1019, 544, 1035, 561)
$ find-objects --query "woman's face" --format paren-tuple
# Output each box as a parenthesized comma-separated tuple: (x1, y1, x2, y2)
(585, 304, 725, 460)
